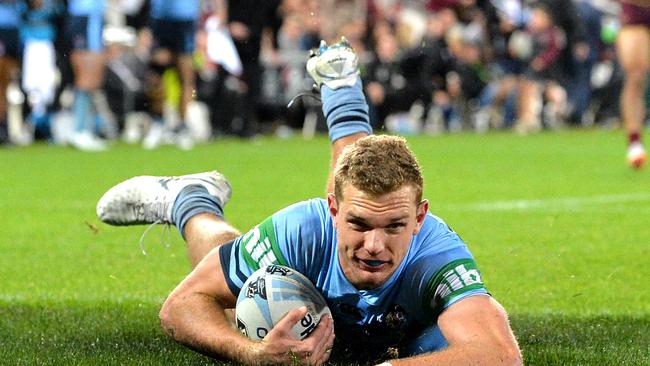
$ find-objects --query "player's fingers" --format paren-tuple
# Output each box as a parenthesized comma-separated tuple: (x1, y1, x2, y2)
(311, 315, 333, 354)
(309, 316, 335, 365)
(313, 345, 333, 366)
(275, 306, 309, 332)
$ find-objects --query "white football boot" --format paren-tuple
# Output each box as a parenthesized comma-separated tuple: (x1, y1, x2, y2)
(306, 37, 359, 90)
(627, 142, 646, 170)
(96, 171, 231, 225)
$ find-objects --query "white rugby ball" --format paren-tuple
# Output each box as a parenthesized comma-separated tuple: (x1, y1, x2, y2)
(235, 264, 331, 341)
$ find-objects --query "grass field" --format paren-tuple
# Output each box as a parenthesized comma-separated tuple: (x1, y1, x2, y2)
(1, 129, 649, 365)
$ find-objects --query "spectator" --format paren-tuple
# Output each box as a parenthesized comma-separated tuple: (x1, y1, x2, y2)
(226, 0, 282, 138)
(364, 23, 426, 130)
(21, 0, 62, 141)
(0, 0, 24, 144)
(516, 2, 567, 133)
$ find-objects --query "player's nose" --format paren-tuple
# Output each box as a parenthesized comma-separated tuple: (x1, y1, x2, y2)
(363, 229, 386, 254)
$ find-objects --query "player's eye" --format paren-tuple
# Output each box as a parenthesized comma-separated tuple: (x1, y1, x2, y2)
(385, 223, 405, 233)
(348, 219, 370, 231)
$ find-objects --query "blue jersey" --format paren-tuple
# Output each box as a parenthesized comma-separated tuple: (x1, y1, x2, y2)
(220, 198, 488, 355)
(21, 0, 61, 41)
(0, 0, 25, 28)
(67, 0, 104, 16)
(150, 0, 199, 21)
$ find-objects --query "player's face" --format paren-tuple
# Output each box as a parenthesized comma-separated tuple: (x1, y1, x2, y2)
(328, 183, 428, 290)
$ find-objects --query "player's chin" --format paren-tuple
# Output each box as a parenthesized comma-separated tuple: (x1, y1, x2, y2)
(355, 260, 392, 288)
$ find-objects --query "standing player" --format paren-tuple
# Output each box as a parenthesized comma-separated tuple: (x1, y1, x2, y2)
(617, 0, 650, 169)
(96, 39, 522, 365)
(65, 0, 107, 151)
(142, 0, 199, 150)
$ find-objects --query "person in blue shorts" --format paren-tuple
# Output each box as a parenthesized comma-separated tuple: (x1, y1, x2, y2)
(141, 0, 200, 149)
(64, 0, 107, 151)
(96, 38, 522, 366)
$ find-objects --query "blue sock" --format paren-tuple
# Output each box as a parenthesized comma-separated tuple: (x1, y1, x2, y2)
(73, 90, 91, 132)
(171, 185, 224, 239)
(321, 78, 373, 142)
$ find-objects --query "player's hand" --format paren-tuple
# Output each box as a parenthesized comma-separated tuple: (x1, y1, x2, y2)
(254, 306, 335, 365)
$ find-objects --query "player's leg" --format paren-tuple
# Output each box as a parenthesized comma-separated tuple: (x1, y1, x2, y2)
(67, 14, 107, 151)
(96, 171, 238, 267)
(177, 53, 195, 123)
(183, 213, 240, 267)
(0, 25, 21, 144)
(0, 56, 19, 144)
(617, 23, 650, 169)
(176, 19, 199, 125)
(306, 38, 373, 193)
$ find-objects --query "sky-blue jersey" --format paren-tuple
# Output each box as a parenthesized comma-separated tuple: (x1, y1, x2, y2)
(0, 1, 24, 28)
(67, 0, 105, 16)
(21, 0, 60, 41)
(220, 198, 488, 353)
(150, 0, 199, 21)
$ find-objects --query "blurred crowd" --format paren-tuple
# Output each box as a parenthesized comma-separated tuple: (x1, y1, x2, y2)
(0, 0, 632, 150)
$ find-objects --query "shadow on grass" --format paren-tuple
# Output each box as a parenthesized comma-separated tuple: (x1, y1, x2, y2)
(1, 302, 648, 365)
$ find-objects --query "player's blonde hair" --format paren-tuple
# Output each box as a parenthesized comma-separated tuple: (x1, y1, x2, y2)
(334, 135, 424, 202)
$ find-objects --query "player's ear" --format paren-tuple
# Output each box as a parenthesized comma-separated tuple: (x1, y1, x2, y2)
(413, 199, 429, 234)
(327, 193, 339, 221)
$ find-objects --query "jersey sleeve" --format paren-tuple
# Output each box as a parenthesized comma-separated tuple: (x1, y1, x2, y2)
(218, 198, 332, 296)
(402, 215, 489, 322)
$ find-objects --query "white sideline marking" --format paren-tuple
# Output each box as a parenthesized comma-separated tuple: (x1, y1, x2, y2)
(443, 193, 650, 212)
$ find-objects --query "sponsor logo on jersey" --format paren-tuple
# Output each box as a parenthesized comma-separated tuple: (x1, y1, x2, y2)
(240, 217, 287, 270)
(435, 263, 483, 299)
(425, 258, 486, 313)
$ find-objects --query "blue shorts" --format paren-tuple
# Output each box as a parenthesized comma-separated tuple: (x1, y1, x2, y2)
(150, 18, 197, 54)
(65, 14, 104, 51)
(0, 27, 20, 58)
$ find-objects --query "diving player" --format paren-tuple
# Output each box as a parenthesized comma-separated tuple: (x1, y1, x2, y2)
(96, 39, 522, 366)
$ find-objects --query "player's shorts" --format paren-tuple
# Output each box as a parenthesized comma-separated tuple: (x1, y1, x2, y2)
(150, 18, 197, 55)
(620, 2, 650, 28)
(64, 14, 104, 51)
(0, 27, 20, 58)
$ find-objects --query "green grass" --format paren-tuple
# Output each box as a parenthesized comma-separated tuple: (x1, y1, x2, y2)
(1, 130, 649, 365)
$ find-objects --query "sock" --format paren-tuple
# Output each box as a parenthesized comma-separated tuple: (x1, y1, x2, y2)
(171, 185, 224, 239)
(73, 90, 91, 133)
(321, 77, 373, 142)
(629, 132, 641, 145)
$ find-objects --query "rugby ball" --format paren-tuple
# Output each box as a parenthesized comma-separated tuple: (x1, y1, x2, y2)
(235, 264, 331, 341)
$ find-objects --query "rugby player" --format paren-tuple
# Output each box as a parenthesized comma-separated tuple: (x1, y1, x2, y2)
(97, 39, 522, 366)
(142, 0, 199, 150)
(65, 0, 107, 151)
(618, 0, 650, 169)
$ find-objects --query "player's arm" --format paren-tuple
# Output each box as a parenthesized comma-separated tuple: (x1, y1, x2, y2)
(379, 295, 522, 366)
(159, 246, 334, 365)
